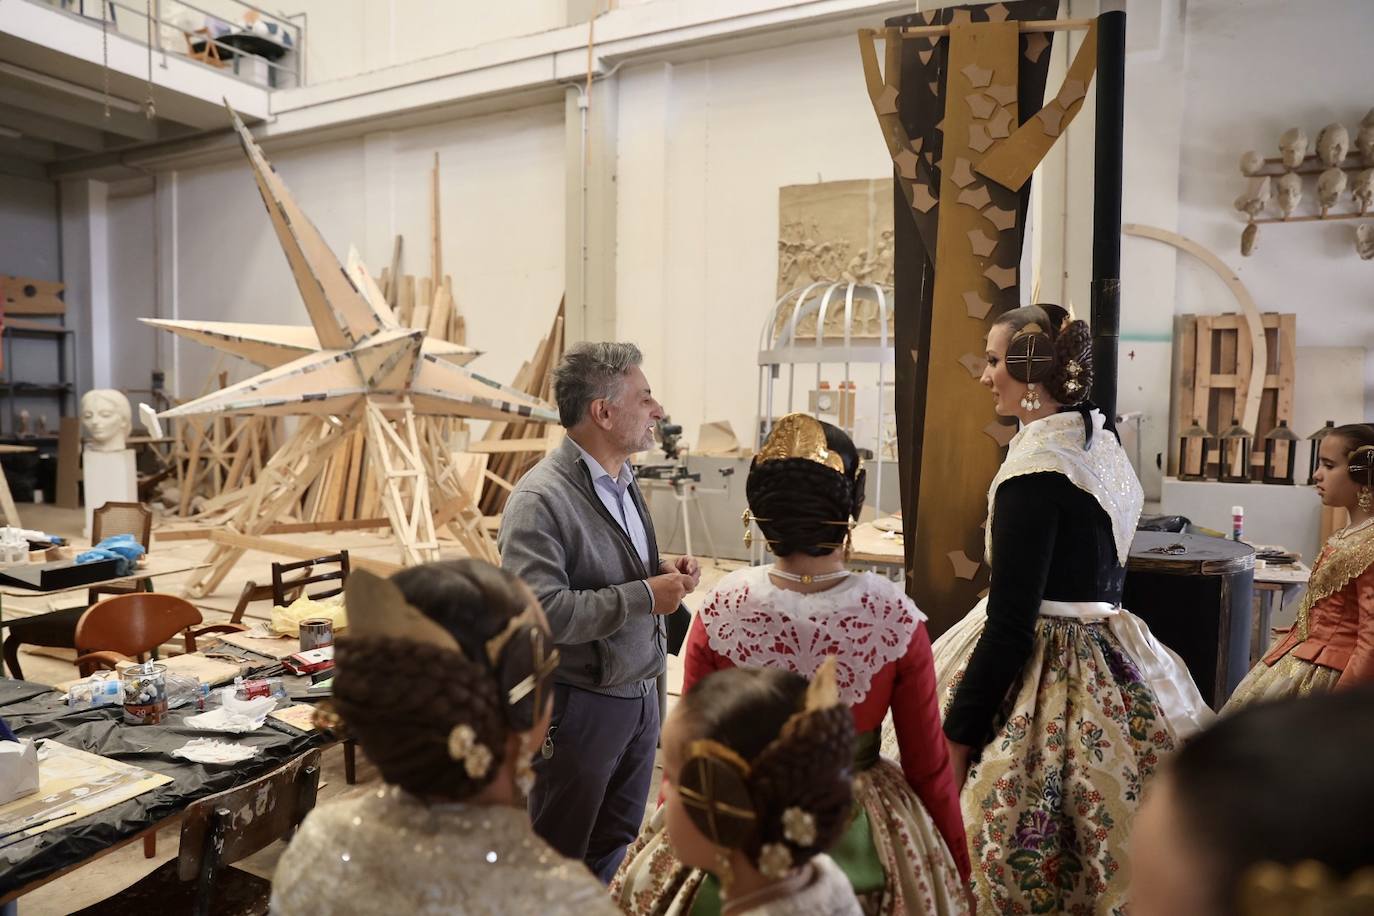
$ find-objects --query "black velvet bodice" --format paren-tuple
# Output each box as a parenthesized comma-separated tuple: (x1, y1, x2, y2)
(943, 471, 1126, 747)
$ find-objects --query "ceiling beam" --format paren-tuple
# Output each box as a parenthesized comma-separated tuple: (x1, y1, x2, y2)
(0, 84, 156, 141)
(0, 134, 55, 162)
(0, 153, 48, 180)
(0, 102, 104, 151)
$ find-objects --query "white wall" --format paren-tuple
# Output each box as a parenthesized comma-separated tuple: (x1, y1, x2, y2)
(1174, 0, 1374, 406)
(0, 173, 60, 280)
(115, 104, 565, 404)
(616, 35, 893, 450)
(107, 189, 158, 397)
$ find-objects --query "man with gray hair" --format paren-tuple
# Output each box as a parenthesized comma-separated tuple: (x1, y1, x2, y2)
(499, 341, 698, 882)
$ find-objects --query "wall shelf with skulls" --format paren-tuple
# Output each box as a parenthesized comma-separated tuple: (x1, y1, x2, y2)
(1233, 109, 1374, 260)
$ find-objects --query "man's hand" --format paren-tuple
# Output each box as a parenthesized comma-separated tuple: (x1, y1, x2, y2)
(647, 572, 695, 615)
(660, 555, 702, 590)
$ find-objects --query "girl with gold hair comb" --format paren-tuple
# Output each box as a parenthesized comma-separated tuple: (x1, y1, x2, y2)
(1226, 422, 1374, 709)
(635, 660, 861, 915)
(271, 560, 616, 916)
(614, 415, 968, 915)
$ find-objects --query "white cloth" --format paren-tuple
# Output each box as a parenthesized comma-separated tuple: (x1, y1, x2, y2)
(739, 854, 863, 916)
(699, 567, 922, 706)
(963, 596, 1214, 738)
(987, 409, 1143, 566)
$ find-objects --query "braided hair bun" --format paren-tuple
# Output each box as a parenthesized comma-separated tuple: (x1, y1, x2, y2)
(329, 559, 545, 801)
(675, 666, 855, 874)
(746, 420, 865, 557)
(994, 303, 1093, 406)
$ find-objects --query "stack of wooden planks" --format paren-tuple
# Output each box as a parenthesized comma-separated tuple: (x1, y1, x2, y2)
(475, 300, 565, 517)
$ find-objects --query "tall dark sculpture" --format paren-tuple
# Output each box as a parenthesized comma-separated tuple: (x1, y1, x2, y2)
(859, 1, 1115, 634)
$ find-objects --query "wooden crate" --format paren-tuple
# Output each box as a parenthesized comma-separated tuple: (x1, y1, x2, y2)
(1170, 312, 1295, 478)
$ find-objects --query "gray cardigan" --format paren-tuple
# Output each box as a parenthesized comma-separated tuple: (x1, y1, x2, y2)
(498, 437, 665, 698)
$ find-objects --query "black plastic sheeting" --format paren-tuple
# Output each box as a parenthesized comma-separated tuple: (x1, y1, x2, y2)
(0, 680, 327, 896)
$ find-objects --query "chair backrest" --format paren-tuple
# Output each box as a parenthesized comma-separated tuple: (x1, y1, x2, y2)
(74, 593, 203, 659)
(176, 750, 321, 896)
(91, 501, 153, 549)
(271, 550, 350, 605)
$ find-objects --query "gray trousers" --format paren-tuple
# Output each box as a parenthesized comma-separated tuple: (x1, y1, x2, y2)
(528, 682, 660, 883)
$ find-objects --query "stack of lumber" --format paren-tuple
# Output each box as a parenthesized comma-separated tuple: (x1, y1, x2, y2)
(476, 301, 565, 516)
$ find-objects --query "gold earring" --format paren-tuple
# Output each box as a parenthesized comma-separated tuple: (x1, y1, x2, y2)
(843, 517, 855, 562)
(1020, 385, 1041, 412)
(514, 734, 537, 799)
(715, 849, 735, 896)
(741, 509, 754, 548)
(1360, 486, 1372, 512)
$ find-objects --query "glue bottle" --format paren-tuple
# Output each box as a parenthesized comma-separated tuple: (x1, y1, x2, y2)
(1231, 505, 1244, 542)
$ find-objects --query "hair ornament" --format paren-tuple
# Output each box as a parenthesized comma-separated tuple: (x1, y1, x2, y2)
(781, 807, 817, 846)
(803, 656, 841, 713)
(1347, 444, 1374, 485)
(447, 724, 494, 779)
(756, 413, 846, 474)
(1004, 322, 1055, 385)
(757, 842, 795, 880)
(678, 739, 757, 849)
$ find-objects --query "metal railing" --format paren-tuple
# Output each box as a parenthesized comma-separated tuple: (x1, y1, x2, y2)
(38, 0, 305, 89)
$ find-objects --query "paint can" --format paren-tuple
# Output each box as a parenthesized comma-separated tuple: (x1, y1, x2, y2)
(122, 662, 168, 726)
(299, 618, 335, 652)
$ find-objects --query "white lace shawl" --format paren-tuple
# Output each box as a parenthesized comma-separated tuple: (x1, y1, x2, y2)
(698, 566, 923, 706)
(985, 409, 1144, 567)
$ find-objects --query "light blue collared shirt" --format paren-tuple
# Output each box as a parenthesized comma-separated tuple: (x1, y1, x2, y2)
(570, 439, 655, 596)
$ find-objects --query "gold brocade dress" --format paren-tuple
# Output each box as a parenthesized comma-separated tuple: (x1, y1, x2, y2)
(1225, 519, 1374, 709)
(271, 785, 618, 916)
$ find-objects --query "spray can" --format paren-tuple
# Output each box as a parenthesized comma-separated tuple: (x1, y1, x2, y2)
(1232, 505, 1244, 542)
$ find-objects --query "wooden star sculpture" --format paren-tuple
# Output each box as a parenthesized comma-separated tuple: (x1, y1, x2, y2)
(152, 103, 558, 598)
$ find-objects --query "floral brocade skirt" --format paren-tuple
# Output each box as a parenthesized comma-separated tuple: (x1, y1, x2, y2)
(1222, 651, 1342, 712)
(929, 605, 1180, 916)
(609, 750, 968, 916)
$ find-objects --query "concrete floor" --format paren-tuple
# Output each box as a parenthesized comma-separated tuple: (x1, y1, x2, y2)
(5, 503, 738, 912)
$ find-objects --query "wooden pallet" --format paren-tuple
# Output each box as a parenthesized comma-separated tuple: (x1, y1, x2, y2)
(1171, 312, 1296, 478)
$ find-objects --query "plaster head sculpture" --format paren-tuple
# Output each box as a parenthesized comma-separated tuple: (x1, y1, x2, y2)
(1316, 123, 1350, 167)
(1233, 176, 1272, 219)
(1358, 124, 1374, 166)
(1277, 171, 1304, 218)
(1317, 167, 1348, 216)
(1357, 224, 1374, 261)
(1353, 168, 1374, 215)
(1240, 222, 1259, 257)
(1239, 150, 1265, 176)
(1279, 127, 1308, 169)
(80, 389, 133, 452)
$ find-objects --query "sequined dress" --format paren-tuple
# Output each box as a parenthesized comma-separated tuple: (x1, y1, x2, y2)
(271, 785, 618, 916)
(922, 409, 1212, 916)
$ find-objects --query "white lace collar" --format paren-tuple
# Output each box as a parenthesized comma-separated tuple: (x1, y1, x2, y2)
(698, 566, 923, 706)
(986, 409, 1143, 567)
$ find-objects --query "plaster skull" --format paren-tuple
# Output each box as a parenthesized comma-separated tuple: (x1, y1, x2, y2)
(80, 389, 133, 452)
(1233, 176, 1272, 218)
(1317, 123, 1350, 167)
(1353, 169, 1374, 215)
(1279, 127, 1309, 169)
(1239, 150, 1265, 176)
(1317, 168, 1348, 215)
(1357, 224, 1374, 261)
(1241, 222, 1259, 257)
(1358, 124, 1374, 165)
(1277, 171, 1304, 218)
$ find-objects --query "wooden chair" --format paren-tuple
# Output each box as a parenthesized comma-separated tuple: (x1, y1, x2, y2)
(1, 501, 154, 680)
(70, 750, 322, 916)
(271, 550, 350, 605)
(268, 551, 358, 784)
(72, 593, 246, 677)
(88, 501, 155, 604)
